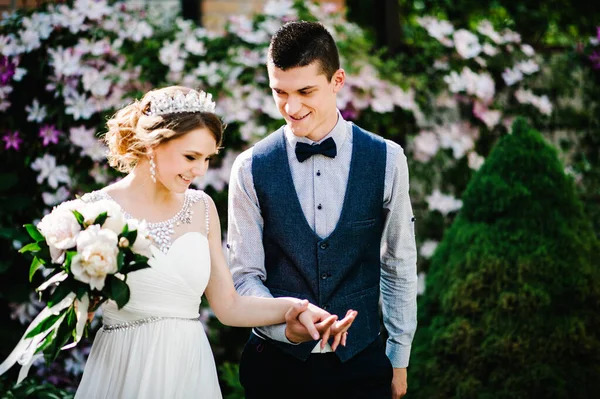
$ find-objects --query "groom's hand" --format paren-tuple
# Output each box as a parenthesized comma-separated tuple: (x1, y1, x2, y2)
(392, 367, 408, 398)
(326, 309, 358, 351)
(285, 303, 337, 343)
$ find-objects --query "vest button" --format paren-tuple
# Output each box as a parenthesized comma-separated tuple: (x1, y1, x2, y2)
(319, 242, 329, 250)
(321, 272, 328, 280)
(323, 305, 329, 310)
(317, 204, 322, 210)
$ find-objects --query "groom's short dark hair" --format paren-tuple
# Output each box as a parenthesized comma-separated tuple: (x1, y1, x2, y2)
(268, 21, 340, 81)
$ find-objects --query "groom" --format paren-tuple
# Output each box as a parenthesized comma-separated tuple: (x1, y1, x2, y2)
(228, 21, 417, 398)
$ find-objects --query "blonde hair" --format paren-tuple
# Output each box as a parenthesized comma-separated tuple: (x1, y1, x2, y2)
(104, 86, 224, 173)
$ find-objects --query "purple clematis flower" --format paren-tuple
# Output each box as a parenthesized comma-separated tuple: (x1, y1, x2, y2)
(341, 103, 359, 121)
(39, 125, 61, 146)
(0, 56, 16, 85)
(2, 131, 23, 150)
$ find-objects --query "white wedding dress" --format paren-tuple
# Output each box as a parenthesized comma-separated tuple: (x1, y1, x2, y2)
(75, 190, 222, 399)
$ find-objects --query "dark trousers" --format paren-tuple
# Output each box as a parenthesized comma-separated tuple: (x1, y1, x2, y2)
(239, 334, 393, 399)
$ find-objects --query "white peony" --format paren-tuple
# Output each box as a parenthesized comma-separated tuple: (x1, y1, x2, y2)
(71, 225, 119, 290)
(37, 200, 82, 263)
(78, 199, 125, 234)
(125, 219, 153, 258)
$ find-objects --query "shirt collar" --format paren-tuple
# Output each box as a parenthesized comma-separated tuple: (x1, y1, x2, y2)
(285, 110, 349, 153)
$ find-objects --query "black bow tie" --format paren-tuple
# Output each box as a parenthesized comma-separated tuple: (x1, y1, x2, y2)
(295, 137, 337, 163)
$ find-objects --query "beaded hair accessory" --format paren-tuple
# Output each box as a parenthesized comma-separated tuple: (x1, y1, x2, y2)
(147, 89, 216, 117)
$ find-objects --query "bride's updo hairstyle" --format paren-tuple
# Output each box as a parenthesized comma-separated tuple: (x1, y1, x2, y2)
(104, 86, 224, 173)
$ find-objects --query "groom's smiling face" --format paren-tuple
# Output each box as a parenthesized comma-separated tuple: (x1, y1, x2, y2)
(268, 60, 345, 142)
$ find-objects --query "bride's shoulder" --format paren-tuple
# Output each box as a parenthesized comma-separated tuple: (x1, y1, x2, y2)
(187, 189, 216, 218)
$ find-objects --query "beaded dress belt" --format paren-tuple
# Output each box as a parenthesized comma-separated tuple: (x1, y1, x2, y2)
(102, 316, 201, 333)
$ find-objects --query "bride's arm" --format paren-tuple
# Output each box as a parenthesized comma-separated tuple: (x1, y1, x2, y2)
(203, 195, 320, 329)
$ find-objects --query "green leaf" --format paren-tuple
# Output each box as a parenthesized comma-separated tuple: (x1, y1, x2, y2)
(34, 329, 57, 355)
(29, 256, 45, 282)
(134, 254, 149, 263)
(75, 285, 88, 300)
(121, 261, 151, 274)
(47, 281, 74, 307)
(43, 315, 72, 364)
(66, 305, 77, 330)
(117, 251, 125, 272)
(120, 223, 129, 236)
(125, 229, 138, 245)
(93, 211, 108, 226)
(72, 210, 85, 227)
(63, 251, 77, 272)
(24, 224, 44, 242)
(107, 276, 130, 309)
(19, 242, 40, 253)
(25, 311, 65, 339)
(36, 243, 51, 262)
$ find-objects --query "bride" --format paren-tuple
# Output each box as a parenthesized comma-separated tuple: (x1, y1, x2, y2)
(74, 86, 356, 398)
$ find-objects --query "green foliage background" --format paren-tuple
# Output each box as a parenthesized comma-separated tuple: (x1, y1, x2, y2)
(408, 119, 600, 398)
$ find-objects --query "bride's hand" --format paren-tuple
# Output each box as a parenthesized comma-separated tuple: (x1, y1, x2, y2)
(285, 302, 337, 343)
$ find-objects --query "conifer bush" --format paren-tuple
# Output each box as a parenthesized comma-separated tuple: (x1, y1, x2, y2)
(408, 118, 600, 399)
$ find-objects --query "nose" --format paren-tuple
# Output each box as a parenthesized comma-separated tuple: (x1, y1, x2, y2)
(284, 95, 301, 116)
(191, 163, 208, 177)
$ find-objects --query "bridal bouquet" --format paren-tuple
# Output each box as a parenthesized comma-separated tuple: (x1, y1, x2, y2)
(0, 198, 152, 383)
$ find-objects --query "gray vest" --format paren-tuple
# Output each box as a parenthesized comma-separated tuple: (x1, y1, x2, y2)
(251, 124, 387, 361)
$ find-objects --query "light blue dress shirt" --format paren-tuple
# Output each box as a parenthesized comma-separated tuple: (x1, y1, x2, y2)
(227, 113, 418, 368)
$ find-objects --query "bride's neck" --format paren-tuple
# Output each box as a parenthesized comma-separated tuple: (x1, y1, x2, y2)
(113, 167, 181, 207)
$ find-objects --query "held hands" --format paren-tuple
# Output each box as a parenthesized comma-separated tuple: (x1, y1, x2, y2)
(284, 301, 357, 351)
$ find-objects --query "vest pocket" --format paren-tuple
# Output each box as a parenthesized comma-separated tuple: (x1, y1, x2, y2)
(348, 218, 376, 228)
(337, 285, 379, 302)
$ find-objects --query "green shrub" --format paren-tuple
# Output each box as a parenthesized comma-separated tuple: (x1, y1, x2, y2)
(408, 118, 600, 399)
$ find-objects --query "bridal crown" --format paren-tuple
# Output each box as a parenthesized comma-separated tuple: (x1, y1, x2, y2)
(147, 89, 216, 117)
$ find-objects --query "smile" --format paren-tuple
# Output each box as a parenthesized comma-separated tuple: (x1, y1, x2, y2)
(289, 112, 310, 121)
(179, 175, 192, 183)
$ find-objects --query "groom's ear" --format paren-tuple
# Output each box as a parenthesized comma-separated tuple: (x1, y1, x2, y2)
(331, 68, 345, 93)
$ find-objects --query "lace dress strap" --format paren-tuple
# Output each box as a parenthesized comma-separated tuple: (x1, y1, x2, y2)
(80, 190, 108, 203)
(201, 191, 210, 236)
(186, 189, 210, 236)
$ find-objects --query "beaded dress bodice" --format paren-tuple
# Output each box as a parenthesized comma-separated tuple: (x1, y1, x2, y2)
(79, 189, 212, 326)
(81, 189, 209, 253)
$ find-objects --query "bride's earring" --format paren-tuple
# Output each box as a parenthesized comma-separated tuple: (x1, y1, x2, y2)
(149, 156, 157, 183)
